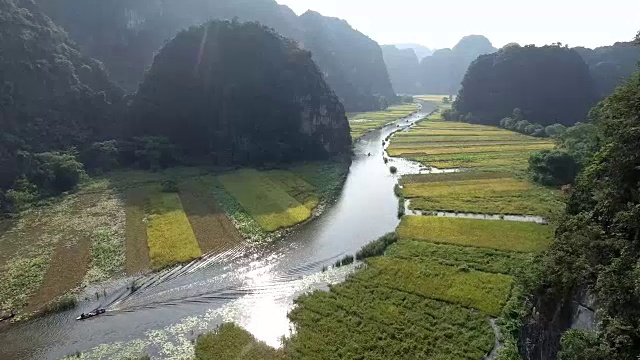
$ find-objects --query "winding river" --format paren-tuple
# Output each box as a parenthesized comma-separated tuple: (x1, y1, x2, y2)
(0, 102, 438, 360)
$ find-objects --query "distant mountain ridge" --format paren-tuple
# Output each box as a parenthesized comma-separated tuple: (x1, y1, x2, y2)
(381, 45, 421, 94)
(418, 35, 497, 95)
(37, 0, 395, 112)
(393, 43, 433, 59)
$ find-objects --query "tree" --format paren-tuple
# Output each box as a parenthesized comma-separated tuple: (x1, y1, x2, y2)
(499, 117, 516, 129)
(557, 122, 599, 165)
(515, 120, 532, 133)
(528, 149, 580, 186)
(545, 124, 567, 138)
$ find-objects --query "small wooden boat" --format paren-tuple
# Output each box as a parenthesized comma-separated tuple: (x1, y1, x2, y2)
(0, 311, 16, 323)
(76, 308, 106, 321)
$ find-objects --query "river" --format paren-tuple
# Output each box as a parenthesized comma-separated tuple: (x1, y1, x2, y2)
(0, 102, 437, 359)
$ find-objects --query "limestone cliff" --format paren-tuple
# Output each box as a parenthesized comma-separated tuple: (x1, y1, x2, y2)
(131, 20, 351, 165)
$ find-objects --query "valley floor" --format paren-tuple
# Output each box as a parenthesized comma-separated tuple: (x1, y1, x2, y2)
(193, 98, 563, 359)
(0, 162, 348, 319)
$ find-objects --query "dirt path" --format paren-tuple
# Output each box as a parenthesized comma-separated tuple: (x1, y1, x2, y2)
(180, 181, 245, 255)
(125, 187, 151, 275)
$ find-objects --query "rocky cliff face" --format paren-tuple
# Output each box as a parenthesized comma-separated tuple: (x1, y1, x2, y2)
(38, 0, 395, 112)
(131, 20, 351, 165)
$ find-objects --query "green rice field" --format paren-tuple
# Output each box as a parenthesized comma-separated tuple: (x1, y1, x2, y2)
(218, 169, 314, 232)
(397, 216, 553, 253)
(348, 103, 420, 139)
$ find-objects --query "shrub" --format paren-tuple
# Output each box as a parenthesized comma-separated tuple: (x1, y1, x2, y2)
(29, 152, 85, 195)
(334, 254, 355, 268)
(389, 166, 397, 174)
(528, 149, 580, 186)
(82, 140, 119, 173)
(515, 120, 532, 133)
(161, 178, 179, 193)
(356, 233, 398, 260)
(545, 124, 567, 138)
(499, 117, 516, 130)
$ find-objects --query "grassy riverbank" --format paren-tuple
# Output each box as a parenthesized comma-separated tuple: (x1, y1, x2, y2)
(0, 161, 348, 318)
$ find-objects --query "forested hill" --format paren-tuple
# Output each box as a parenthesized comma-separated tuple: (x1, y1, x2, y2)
(131, 20, 351, 165)
(574, 42, 640, 99)
(37, 0, 395, 112)
(0, 0, 122, 190)
(381, 45, 421, 94)
(453, 44, 595, 126)
(299, 11, 395, 111)
(419, 35, 497, 95)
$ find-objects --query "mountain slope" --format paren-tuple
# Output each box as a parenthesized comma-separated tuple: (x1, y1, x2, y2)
(300, 11, 394, 111)
(37, 0, 394, 111)
(393, 43, 433, 60)
(0, 0, 122, 189)
(454, 44, 595, 126)
(381, 45, 421, 94)
(131, 20, 351, 165)
(574, 42, 640, 99)
(419, 35, 497, 95)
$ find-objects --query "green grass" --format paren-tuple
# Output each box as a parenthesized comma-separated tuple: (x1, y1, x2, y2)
(218, 169, 312, 232)
(195, 323, 284, 360)
(386, 241, 535, 276)
(359, 257, 513, 315)
(397, 216, 553, 253)
(349, 103, 419, 139)
(287, 271, 495, 359)
(264, 170, 319, 211)
(146, 191, 202, 270)
(402, 175, 562, 217)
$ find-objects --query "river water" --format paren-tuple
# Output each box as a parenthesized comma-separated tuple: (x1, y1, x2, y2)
(0, 102, 438, 360)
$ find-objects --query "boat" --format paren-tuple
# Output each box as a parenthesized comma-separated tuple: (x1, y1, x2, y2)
(0, 312, 16, 323)
(76, 308, 106, 321)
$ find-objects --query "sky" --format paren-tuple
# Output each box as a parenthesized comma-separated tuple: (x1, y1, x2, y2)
(276, 0, 640, 49)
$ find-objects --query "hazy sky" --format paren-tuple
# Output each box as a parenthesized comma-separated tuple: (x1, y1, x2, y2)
(276, 0, 640, 49)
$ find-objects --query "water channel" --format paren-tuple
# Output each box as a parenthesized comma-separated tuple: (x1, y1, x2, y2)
(0, 102, 438, 360)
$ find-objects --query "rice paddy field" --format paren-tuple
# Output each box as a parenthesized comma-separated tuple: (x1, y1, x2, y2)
(270, 101, 561, 359)
(388, 121, 555, 172)
(348, 103, 420, 139)
(0, 162, 345, 317)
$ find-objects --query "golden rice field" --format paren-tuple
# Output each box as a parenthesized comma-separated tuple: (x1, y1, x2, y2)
(388, 120, 555, 171)
(348, 103, 420, 139)
(218, 169, 313, 232)
(146, 192, 202, 270)
(401, 173, 562, 216)
(397, 216, 553, 253)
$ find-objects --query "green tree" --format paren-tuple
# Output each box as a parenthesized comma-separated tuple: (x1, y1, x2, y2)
(545, 124, 567, 138)
(529, 149, 580, 186)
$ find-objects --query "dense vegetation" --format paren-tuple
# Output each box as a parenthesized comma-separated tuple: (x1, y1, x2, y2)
(575, 42, 640, 99)
(454, 44, 596, 126)
(381, 45, 421, 94)
(0, 0, 123, 214)
(38, 0, 396, 112)
(529, 70, 640, 360)
(131, 20, 351, 165)
(418, 35, 497, 95)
